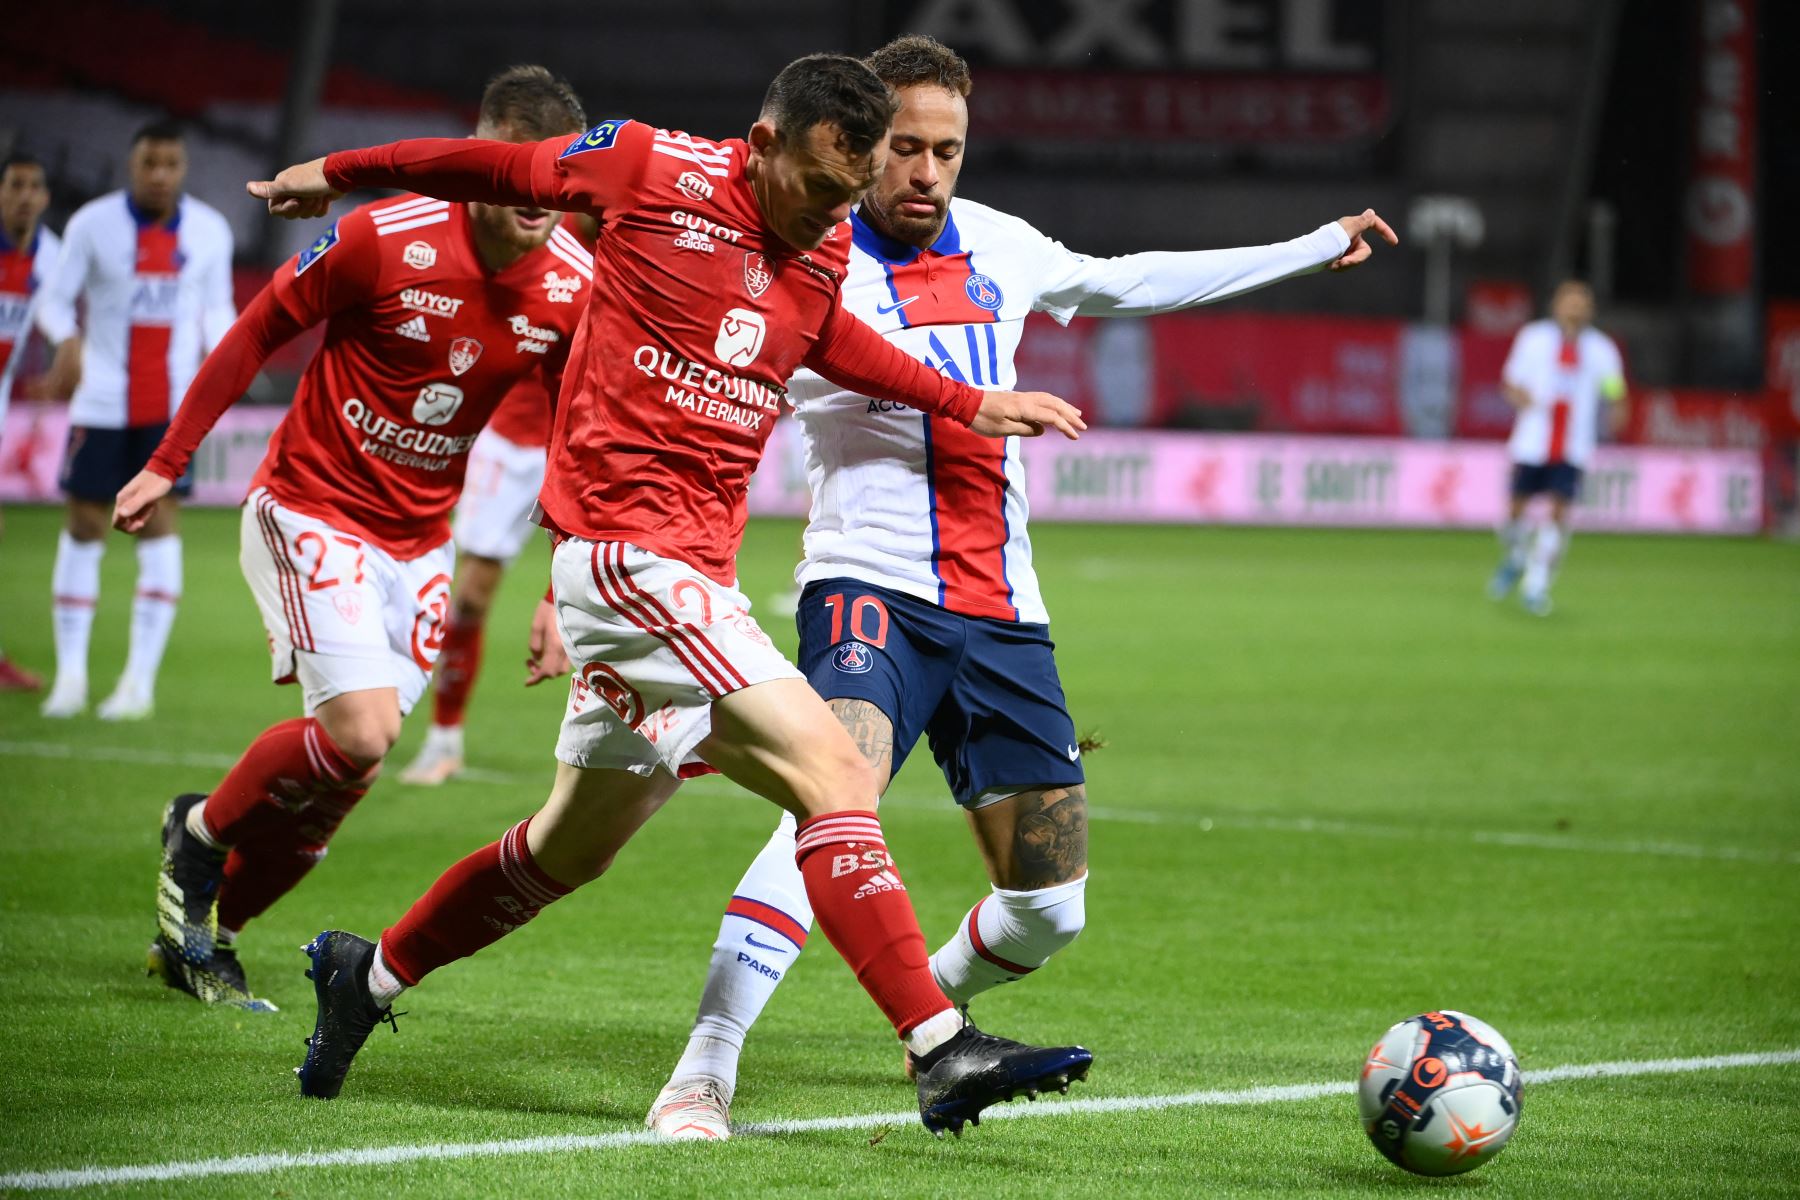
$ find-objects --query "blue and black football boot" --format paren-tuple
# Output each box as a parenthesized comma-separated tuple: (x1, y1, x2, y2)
(912, 1021, 1092, 1136)
(296, 930, 402, 1099)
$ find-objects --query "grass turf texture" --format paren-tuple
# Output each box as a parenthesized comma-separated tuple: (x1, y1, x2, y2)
(0, 505, 1795, 1197)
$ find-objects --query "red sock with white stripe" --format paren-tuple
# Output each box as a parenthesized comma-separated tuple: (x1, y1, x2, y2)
(376, 818, 570, 991)
(429, 615, 484, 730)
(793, 810, 957, 1052)
(195, 718, 363, 847)
(929, 875, 1089, 1005)
(215, 778, 372, 935)
(122, 534, 181, 696)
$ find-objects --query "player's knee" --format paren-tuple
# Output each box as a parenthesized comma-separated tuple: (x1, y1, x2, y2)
(324, 717, 399, 770)
(802, 744, 882, 813)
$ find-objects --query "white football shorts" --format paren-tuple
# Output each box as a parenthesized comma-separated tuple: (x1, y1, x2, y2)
(552, 536, 801, 777)
(451, 428, 547, 565)
(240, 487, 454, 716)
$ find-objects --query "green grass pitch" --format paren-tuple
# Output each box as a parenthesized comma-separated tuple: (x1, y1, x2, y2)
(0, 505, 1796, 1197)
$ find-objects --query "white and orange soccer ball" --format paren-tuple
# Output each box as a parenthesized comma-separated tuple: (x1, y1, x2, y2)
(1356, 1010, 1522, 1176)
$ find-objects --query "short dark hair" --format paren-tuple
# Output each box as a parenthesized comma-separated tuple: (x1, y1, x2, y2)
(760, 53, 897, 158)
(131, 120, 184, 148)
(478, 64, 586, 140)
(2, 151, 44, 175)
(864, 35, 972, 98)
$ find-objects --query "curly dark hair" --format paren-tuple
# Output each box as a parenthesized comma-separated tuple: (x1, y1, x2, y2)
(760, 53, 897, 157)
(478, 65, 586, 140)
(864, 34, 972, 98)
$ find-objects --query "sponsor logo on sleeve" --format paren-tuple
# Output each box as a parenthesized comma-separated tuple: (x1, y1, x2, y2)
(965, 272, 1003, 311)
(412, 382, 465, 425)
(295, 223, 340, 276)
(744, 251, 774, 299)
(714, 308, 767, 369)
(447, 336, 483, 377)
(403, 240, 437, 270)
(560, 119, 632, 158)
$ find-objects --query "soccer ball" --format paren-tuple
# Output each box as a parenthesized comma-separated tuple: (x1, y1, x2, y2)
(1356, 1010, 1522, 1176)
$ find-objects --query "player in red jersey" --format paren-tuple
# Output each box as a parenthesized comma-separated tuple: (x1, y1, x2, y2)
(112, 66, 591, 1011)
(250, 53, 1091, 1134)
(0, 152, 57, 693)
(399, 214, 599, 786)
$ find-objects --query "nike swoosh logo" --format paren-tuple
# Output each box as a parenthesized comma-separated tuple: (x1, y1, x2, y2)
(744, 932, 788, 953)
(1066, 745, 1081, 761)
(875, 296, 918, 315)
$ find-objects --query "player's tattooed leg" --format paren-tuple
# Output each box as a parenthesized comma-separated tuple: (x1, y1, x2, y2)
(827, 697, 896, 783)
(967, 785, 1089, 891)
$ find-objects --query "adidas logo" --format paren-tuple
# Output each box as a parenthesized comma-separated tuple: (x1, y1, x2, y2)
(394, 315, 431, 342)
(852, 869, 906, 900)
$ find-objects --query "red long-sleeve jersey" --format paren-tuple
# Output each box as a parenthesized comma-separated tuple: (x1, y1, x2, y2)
(324, 119, 983, 584)
(149, 198, 590, 558)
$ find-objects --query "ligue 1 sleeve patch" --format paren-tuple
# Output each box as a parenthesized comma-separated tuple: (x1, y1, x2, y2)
(295, 222, 340, 276)
(561, 119, 633, 159)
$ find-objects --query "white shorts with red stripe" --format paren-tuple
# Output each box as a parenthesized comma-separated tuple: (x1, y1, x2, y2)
(451, 429, 547, 565)
(551, 536, 800, 777)
(240, 488, 454, 716)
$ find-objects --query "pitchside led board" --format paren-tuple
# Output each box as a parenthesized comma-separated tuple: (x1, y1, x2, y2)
(858, 0, 1394, 169)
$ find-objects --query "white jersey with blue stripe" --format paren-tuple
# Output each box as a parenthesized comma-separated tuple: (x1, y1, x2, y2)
(789, 196, 1350, 625)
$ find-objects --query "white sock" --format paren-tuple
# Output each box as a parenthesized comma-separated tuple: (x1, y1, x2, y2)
(185, 802, 225, 850)
(1524, 524, 1565, 596)
(50, 531, 103, 688)
(426, 724, 464, 751)
(930, 875, 1089, 1006)
(672, 811, 813, 1088)
(902, 1007, 965, 1058)
(367, 942, 408, 1006)
(122, 534, 182, 695)
(1498, 519, 1529, 569)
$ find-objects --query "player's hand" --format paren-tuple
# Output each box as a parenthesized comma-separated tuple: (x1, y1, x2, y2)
(971, 390, 1086, 441)
(1330, 209, 1399, 271)
(247, 158, 341, 220)
(113, 470, 173, 535)
(524, 598, 570, 686)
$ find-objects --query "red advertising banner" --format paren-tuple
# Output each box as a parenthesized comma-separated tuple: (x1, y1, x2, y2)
(1150, 311, 1404, 435)
(1684, 0, 1758, 296)
(1624, 388, 1766, 450)
(1765, 300, 1800, 440)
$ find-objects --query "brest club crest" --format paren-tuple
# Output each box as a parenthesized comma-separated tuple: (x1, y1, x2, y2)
(743, 251, 773, 299)
(448, 336, 483, 377)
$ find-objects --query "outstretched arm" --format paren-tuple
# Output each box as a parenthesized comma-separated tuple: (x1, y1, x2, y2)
(114, 285, 308, 532)
(1039, 210, 1398, 322)
(805, 302, 1085, 440)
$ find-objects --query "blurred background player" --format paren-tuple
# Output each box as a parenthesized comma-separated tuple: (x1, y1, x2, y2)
(646, 35, 1396, 1141)
(250, 53, 1090, 1134)
(113, 66, 590, 1009)
(1489, 280, 1628, 615)
(0, 151, 59, 693)
(33, 122, 236, 719)
(399, 214, 598, 787)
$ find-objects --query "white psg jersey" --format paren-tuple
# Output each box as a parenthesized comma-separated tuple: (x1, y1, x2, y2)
(35, 191, 235, 429)
(1502, 320, 1626, 468)
(0, 224, 60, 416)
(790, 197, 1349, 624)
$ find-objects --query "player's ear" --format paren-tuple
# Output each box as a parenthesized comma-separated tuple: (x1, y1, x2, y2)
(748, 120, 779, 157)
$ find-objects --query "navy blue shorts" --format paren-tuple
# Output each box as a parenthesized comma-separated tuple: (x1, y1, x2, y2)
(60, 424, 192, 503)
(796, 579, 1084, 807)
(1510, 461, 1582, 501)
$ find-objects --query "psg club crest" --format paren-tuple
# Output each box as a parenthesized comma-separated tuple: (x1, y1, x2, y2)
(447, 336, 483, 377)
(833, 640, 874, 674)
(744, 251, 774, 299)
(965, 272, 1003, 311)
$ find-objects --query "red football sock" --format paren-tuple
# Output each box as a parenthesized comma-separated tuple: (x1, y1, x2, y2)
(201, 718, 362, 846)
(379, 818, 570, 986)
(430, 615, 485, 729)
(215, 775, 372, 933)
(794, 810, 951, 1038)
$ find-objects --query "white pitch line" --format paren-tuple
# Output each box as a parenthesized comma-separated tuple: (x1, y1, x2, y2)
(3, 1049, 1795, 1193)
(3, 739, 1794, 865)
